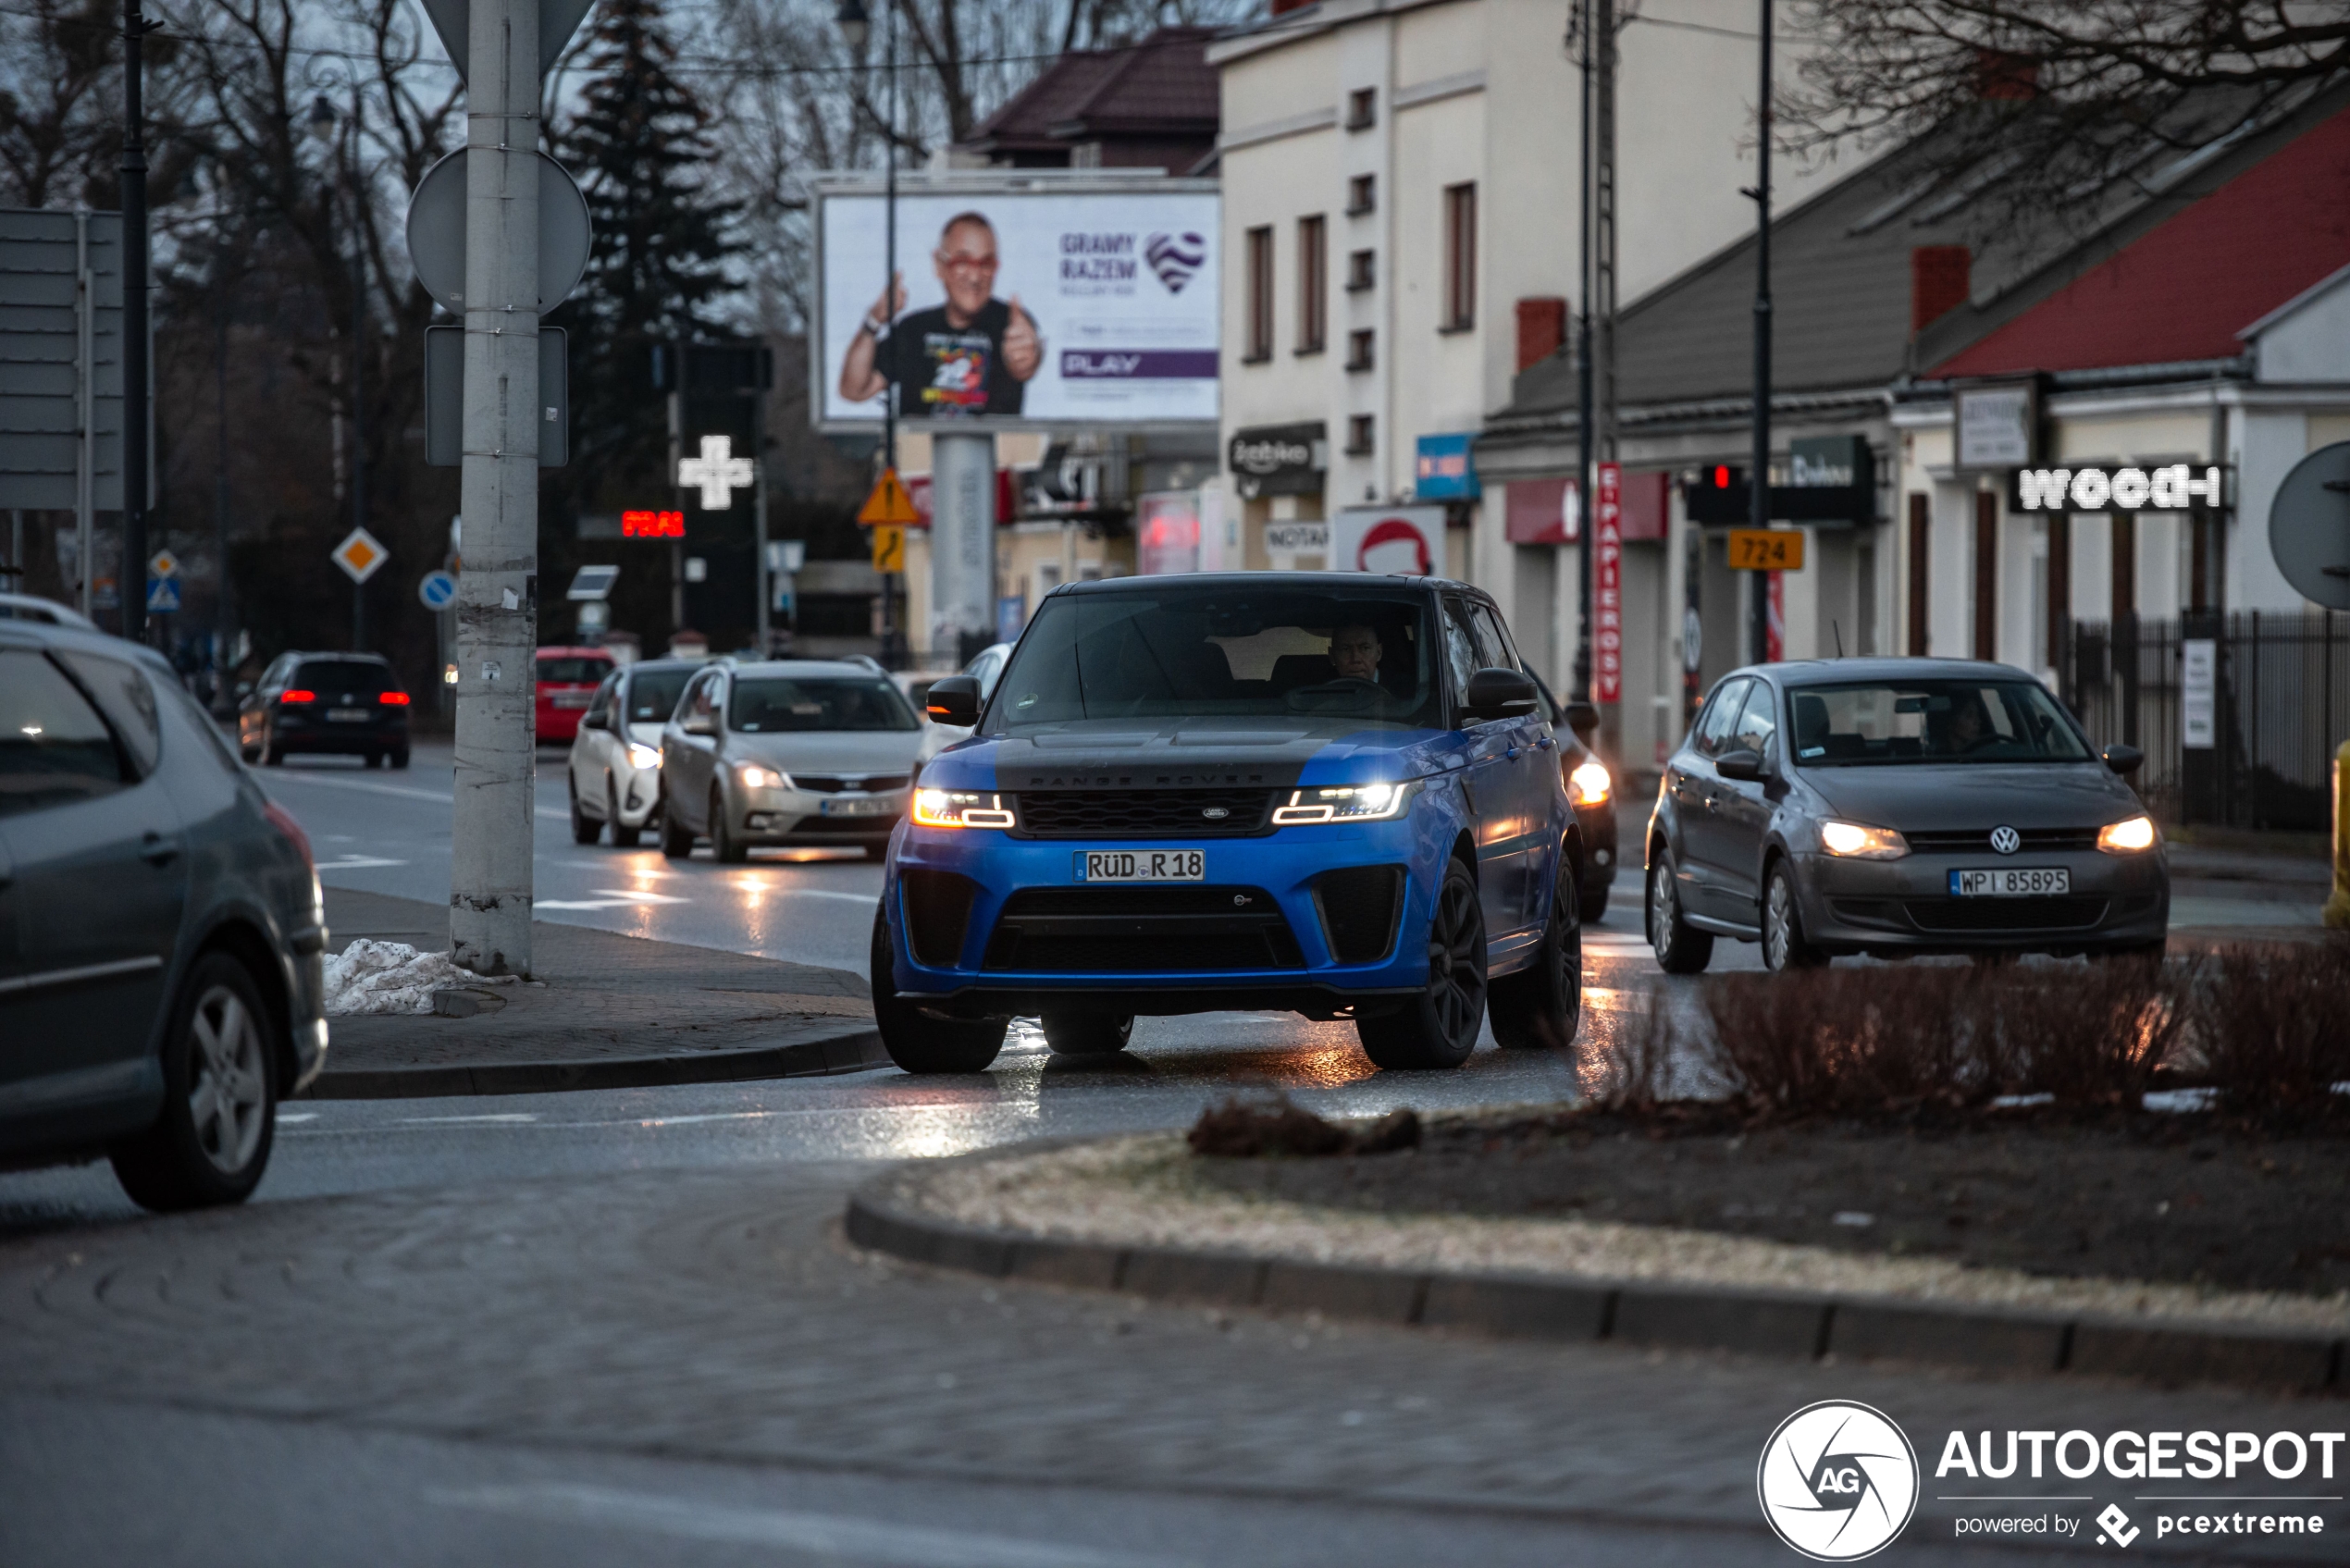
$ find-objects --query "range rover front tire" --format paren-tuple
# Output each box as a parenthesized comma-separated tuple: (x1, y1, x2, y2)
(871, 909, 1006, 1073)
(1356, 858, 1485, 1070)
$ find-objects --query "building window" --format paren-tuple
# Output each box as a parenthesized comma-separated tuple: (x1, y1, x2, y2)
(1442, 182, 1477, 330)
(1243, 225, 1274, 363)
(1346, 414, 1375, 455)
(1347, 174, 1376, 216)
(1346, 88, 1377, 130)
(1296, 216, 1326, 354)
(1346, 328, 1375, 373)
(1347, 248, 1375, 292)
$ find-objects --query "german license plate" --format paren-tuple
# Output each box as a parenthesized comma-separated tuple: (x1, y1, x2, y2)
(1950, 867, 2071, 897)
(1078, 849, 1204, 882)
(819, 796, 894, 816)
(328, 708, 370, 722)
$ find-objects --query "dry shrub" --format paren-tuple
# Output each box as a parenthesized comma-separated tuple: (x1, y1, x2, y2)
(1187, 1092, 1421, 1156)
(2190, 940, 2350, 1115)
(1583, 982, 1676, 1110)
(1991, 956, 2185, 1105)
(1698, 968, 1993, 1116)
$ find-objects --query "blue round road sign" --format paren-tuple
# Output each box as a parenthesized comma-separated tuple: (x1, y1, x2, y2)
(418, 569, 457, 611)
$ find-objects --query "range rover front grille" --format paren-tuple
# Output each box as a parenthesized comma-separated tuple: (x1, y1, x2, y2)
(1011, 788, 1275, 839)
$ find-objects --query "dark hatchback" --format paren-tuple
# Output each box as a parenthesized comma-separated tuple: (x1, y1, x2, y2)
(239, 651, 412, 768)
(3, 615, 328, 1208)
(1645, 658, 2166, 971)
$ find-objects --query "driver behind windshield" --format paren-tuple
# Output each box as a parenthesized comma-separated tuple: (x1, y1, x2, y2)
(1328, 622, 1382, 683)
(1933, 692, 1994, 755)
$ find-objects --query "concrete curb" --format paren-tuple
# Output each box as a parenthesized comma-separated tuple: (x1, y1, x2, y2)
(303, 1025, 890, 1099)
(844, 1154, 2347, 1398)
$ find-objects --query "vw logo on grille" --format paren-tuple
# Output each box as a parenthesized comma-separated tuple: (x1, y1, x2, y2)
(1989, 825, 2022, 855)
(1202, 807, 1229, 819)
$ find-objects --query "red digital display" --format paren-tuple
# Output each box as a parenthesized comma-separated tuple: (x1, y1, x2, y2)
(622, 510, 686, 539)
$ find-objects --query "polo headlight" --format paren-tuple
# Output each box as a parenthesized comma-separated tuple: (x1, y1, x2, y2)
(913, 789, 1015, 829)
(1270, 780, 1415, 825)
(1568, 760, 1612, 807)
(2096, 813, 2158, 854)
(626, 742, 661, 770)
(735, 762, 789, 790)
(1820, 820, 1909, 859)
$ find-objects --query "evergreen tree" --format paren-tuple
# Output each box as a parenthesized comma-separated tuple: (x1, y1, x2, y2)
(554, 0, 740, 509)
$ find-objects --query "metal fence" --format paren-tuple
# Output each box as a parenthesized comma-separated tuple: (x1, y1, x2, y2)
(2063, 611, 2350, 831)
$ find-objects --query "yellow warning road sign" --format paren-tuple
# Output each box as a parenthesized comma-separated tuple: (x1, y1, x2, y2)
(858, 468, 920, 526)
(871, 525, 905, 574)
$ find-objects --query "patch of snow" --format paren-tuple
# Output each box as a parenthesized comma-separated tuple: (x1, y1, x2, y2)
(1832, 1211, 1875, 1228)
(2143, 1087, 2220, 1114)
(322, 939, 516, 1016)
(1990, 1093, 2054, 1108)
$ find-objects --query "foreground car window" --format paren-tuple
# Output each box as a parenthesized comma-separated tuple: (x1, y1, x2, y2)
(1787, 680, 2092, 765)
(0, 649, 129, 816)
(729, 677, 919, 733)
(983, 587, 1437, 730)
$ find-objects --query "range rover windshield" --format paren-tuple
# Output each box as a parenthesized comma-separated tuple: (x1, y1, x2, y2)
(982, 587, 1439, 732)
(1787, 679, 2095, 765)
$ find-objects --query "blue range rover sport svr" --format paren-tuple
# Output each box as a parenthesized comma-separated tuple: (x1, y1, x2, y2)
(871, 574, 1589, 1072)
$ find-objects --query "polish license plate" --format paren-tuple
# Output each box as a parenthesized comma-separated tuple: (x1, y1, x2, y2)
(551, 693, 593, 709)
(819, 796, 894, 816)
(1950, 867, 2071, 897)
(328, 708, 371, 722)
(1078, 849, 1205, 882)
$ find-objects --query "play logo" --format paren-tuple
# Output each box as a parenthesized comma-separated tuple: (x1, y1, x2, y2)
(1144, 231, 1206, 293)
(2096, 1504, 2140, 1547)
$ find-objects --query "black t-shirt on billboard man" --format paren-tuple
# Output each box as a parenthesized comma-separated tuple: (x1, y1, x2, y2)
(836, 212, 1042, 421)
(873, 299, 1024, 417)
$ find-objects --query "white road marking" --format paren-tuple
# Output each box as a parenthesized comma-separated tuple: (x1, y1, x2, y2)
(535, 888, 692, 911)
(397, 1113, 541, 1125)
(277, 1112, 318, 1123)
(265, 770, 569, 821)
(428, 1482, 1187, 1568)
(315, 855, 407, 870)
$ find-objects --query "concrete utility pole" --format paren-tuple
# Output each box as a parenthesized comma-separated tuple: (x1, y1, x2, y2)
(450, 0, 542, 977)
(932, 431, 996, 664)
(1749, 0, 1775, 666)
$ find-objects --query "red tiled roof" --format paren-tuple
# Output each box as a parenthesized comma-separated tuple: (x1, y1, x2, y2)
(963, 27, 1217, 149)
(1931, 105, 2350, 377)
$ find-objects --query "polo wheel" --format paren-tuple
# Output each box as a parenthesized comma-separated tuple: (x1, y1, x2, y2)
(1762, 861, 1828, 972)
(1355, 858, 1486, 1070)
(1646, 848, 1714, 974)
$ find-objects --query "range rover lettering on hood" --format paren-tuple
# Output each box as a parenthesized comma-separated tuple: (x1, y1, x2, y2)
(1012, 768, 1282, 789)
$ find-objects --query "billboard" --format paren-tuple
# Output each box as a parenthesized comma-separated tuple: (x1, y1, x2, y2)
(815, 178, 1218, 430)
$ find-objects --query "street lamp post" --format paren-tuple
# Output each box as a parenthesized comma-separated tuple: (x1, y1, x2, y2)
(121, 0, 151, 645)
(1748, 0, 1775, 666)
(309, 93, 370, 652)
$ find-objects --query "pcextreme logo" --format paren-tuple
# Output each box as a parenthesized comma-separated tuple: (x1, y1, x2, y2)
(1758, 1401, 1922, 1561)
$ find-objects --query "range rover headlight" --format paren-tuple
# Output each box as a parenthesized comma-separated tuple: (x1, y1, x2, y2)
(2096, 813, 2158, 854)
(1819, 820, 1909, 859)
(1270, 780, 1416, 825)
(913, 789, 1015, 829)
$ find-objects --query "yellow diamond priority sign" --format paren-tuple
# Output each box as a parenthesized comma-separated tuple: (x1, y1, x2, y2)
(332, 526, 390, 584)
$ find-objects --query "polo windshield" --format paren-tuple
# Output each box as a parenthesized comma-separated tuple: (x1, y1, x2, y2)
(981, 587, 1440, 731)
(1787, 680, 2094, 765)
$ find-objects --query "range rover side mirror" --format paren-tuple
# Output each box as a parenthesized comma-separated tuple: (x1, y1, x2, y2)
(2102, 743, 2145, 776)
(1714, 747, 1765, 783)
(925, 674, 982, 728)
(1462, 667, 1539, 722)
(1563, 699, 1601, 741)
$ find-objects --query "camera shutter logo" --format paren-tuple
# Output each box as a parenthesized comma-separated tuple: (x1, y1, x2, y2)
(1757, 1401, 1919, 1561)
(1990, 825, 2021, 855)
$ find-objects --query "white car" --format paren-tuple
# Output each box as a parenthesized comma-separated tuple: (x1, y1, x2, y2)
(565, 659, 700, 846)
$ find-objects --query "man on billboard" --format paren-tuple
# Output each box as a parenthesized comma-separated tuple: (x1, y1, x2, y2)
(837, 211, 1041, 417)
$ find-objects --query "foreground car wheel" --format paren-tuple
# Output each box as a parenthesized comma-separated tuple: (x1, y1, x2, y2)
(110, 954, 278, 1212)
(1762, 861, 1829, 972)
(1356, 858, 1485, 1070)
(1042, 1013, 1133, 1056)
(568, 778, 600, 845)
(659, 796, 694, 858)
(1490, 857, 1582, 1052)
(1647, 849, 1714, 974)
(609, 775, 641, 848)
(871, 910, 1006, 1073)
(710, 787, 748, 864)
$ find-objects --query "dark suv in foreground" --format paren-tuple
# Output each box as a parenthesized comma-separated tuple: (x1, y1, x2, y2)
(1645, 658, 2167, 971)
(2, 616, 328, 1208)
(239, 651, 411, 768)
(873, 574, 1592, 1073)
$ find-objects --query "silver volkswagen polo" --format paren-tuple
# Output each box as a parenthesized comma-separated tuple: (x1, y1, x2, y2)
(657, 660, 943, 862)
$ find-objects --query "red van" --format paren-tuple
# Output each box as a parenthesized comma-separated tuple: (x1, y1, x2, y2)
(536, 647, 615, 744)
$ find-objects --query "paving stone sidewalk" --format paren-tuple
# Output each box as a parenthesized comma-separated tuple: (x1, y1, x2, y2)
(310, 888, 881, 1096)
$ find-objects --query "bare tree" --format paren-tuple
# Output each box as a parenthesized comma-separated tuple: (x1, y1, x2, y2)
(1786, 2, 2350, 240)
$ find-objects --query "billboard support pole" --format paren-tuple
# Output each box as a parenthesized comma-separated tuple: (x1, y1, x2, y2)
(932, 430, 995, 666)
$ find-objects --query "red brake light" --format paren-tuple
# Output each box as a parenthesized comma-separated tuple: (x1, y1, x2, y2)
(280, 688, 316, 704)
(1713, 465, 1730, 490)
(378, 690, 411, 706)
(262, 797, 315, 872)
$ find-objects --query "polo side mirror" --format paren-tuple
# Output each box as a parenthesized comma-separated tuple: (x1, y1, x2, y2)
(1714, 748, 1765, 783)
(2103, 743, 2145, 776)
(925, 674, 982, 728)
(1462, 667, 1539, 722)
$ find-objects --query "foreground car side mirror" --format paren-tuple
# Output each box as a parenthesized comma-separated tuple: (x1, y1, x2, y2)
(580, 710, 608, 731)
(1462, 667, 1540, 723)
(1563, 699, 1601, 741)
(2102, 743, 2145, 776)
(925, 674, 982, 728)
(1714, 747, 1765, 783)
